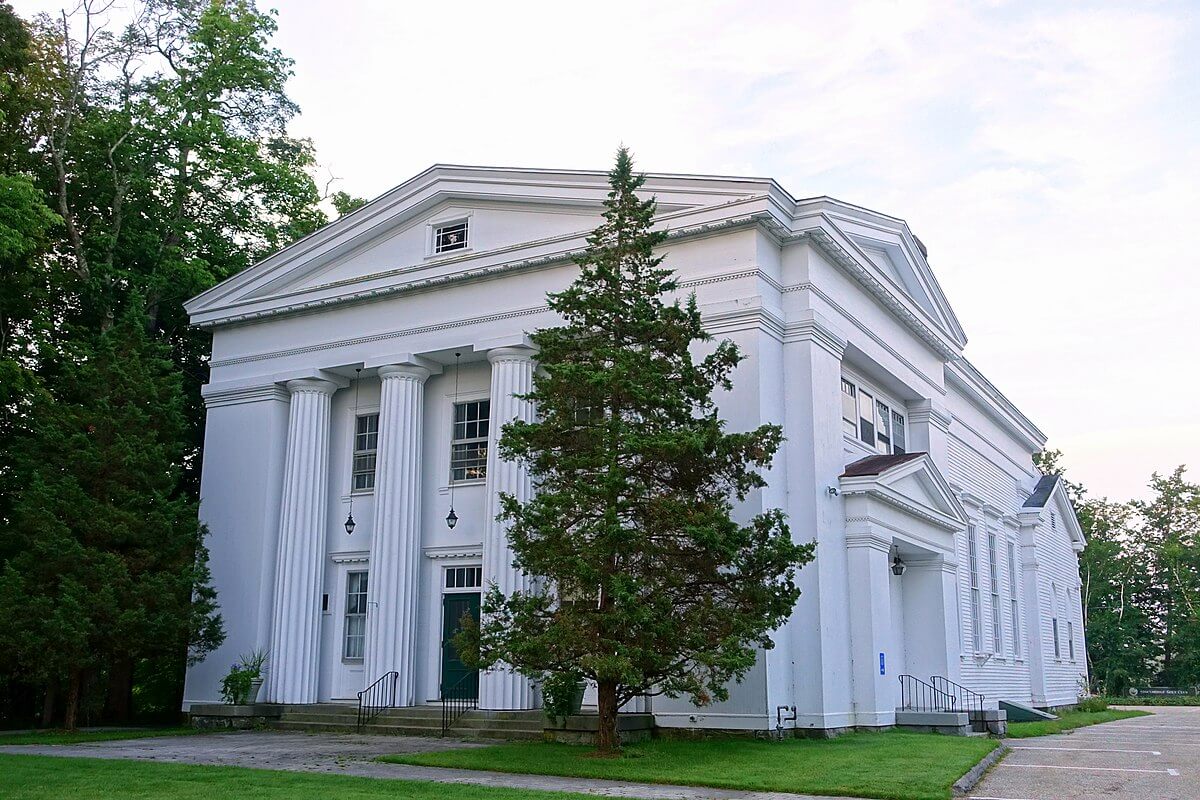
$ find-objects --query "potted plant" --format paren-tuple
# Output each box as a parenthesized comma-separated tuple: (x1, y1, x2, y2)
(220, 649, 269, 705)
(542, 670, 587, 726)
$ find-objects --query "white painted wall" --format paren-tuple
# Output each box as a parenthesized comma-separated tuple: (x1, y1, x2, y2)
(183, 166, 1089, 728)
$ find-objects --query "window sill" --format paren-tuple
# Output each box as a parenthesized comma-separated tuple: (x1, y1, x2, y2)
(425, 247, 474, 261)
(447, 479, 487, 488)
(342, 658, 364, 666)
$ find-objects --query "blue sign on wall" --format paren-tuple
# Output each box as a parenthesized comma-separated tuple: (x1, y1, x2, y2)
(879, 652, 885, 675)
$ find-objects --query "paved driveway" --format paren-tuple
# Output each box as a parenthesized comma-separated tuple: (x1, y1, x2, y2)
(969, 705, 1200, 800)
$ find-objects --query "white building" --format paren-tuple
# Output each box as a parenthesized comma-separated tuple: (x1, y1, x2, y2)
(182, 165, 1089, 732)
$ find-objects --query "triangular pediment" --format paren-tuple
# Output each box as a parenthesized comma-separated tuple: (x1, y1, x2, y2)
(184, 164, 775, 327)
(841, 452, 969, 530)
(844, 231, 962, 341)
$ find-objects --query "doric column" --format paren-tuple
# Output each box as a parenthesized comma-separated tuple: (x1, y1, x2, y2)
(265, 378, 337, 704)
(908, 399, 951, 467)
(363, 364, 430, 704)
(479, 345, 537, 710)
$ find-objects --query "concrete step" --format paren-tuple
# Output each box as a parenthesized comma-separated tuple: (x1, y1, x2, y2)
(270, 720, 445, 737)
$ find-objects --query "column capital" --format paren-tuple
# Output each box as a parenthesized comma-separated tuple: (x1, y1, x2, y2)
(377, 363, 431, 383)
(845, 531, 893, 553)
(908, 398, 952, 431)
(284, 377, 339, 396)
(486, 345, 537, 365)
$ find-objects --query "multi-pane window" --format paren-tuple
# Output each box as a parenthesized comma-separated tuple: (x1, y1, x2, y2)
(445, 566, 483, 589)
(841, 379, 858, 436)
(434, 220, 469, 254)
(1067, 619, 1075, 660)
(450, 400, 490, 482)
(1008, 540, 1021, 657)
(988, 530, 1002, 653)
(352, 414, 379, 491)
(968, 525, 982, 651)
(840, 377, 906, 455)
(343, 571, 368, 660)
(1051, 584, 1061, 658)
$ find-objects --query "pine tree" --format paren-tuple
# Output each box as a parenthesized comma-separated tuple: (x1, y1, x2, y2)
(471, 148, 814, 752)
(0, 310, 223, 728)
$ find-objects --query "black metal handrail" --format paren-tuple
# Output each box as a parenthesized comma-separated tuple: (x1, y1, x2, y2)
(931, 675, 985, 718)
(440, 670, 479, 736)
(357, 670, 398, 732)
(898, 674, 959, 712)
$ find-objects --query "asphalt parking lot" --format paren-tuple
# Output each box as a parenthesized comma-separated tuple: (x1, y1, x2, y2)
(969, 705, 1199, 800)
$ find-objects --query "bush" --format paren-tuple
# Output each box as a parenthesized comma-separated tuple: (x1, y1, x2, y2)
(541, 671, 586, 721)
(218, 649, 268, 705)
(1075, 696, 1109, 713)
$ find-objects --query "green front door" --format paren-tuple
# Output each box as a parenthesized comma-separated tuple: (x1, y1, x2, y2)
(440, 592, 480, 700)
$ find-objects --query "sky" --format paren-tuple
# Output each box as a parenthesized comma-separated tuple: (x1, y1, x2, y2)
(22, 0, 1200, 502)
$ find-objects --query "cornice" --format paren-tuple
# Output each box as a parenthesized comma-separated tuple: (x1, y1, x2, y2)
(423, 544, 483, 560)
(201, 383, 291, 409)
(331, 550, 370, 564)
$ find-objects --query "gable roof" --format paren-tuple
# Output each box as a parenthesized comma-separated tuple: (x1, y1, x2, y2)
(839, 451, 969, 531)
(183, 164, 969, 359)
(841, 452, 925, 477)
(1023, 474, 1059, 509)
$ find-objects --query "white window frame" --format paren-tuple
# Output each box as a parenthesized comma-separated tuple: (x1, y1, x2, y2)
(988, 529, 1002, 654)
(351, 412, 380, 493)
(343, 570, 368, 661)
(840, 373, 907, 455)
(444, 565, 483, 592)
(427, 211, 473, 258)
(968, 524, 982, 652)
(450, 399, 490, 483)
(1007, 539, 1021, 658)
(1051, 583, 1061, 659)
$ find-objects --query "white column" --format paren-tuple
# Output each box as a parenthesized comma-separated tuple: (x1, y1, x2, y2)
(363, 364, 430, 704)
(265, 378, 337, 704)
(845, 533, 896, 727)
(908, 399, 951, 468)
(479, 346, 537, 710)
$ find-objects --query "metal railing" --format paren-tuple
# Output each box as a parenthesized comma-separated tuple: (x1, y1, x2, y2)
(898, 674, 959, 712)
(440, 670, 479, 736)
(357, 670, 398, 732)
(931, 676, 986, 718)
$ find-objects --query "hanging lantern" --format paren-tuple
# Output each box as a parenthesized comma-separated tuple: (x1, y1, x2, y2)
(346, 367, 362, 535)
(447, 352, 462, 530)
(891, 553, 907, 576)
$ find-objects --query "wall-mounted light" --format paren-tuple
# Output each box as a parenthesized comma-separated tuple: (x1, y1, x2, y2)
(891, 553, 907, 576)
(827, 486, 840, 497)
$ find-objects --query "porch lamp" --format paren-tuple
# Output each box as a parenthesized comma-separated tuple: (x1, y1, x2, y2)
(445, 352, 462, 530)
(345, 368, 362, 536)
(891, 553, 907, 576)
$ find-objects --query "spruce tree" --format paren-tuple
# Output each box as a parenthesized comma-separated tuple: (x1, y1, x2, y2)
(473, 148, 814, 752)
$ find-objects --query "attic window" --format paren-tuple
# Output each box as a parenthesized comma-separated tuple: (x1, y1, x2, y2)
(434, 220, 469, 254)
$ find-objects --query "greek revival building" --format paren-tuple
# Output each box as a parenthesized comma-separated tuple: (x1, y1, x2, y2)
(182, 165, 1088, 732)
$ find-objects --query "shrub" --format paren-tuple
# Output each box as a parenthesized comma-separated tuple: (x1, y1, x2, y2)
(1075, 696, 1109, 713)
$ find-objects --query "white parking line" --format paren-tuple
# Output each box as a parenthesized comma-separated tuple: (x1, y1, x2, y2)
(998, 763, 1180, 775)
(1012, 745, 1161, 754)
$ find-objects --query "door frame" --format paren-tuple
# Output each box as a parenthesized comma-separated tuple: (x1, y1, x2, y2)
(439, 564, 483, 699)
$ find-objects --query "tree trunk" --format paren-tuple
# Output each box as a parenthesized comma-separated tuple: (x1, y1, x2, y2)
(106, 658, 134, 722)
(41, 683, 56, 728)
(595, 679, 620, 754)
(64, 670, 82, 731)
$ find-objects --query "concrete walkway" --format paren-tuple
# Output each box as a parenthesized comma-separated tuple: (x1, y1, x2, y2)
(0, 730, 857, 800)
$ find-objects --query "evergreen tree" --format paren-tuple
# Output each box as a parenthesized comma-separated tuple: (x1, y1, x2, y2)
(0, 309, 223, 728)
(470, 148, 814, 752)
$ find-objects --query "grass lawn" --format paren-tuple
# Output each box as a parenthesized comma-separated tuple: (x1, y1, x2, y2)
(0, 726, 198, 745)
(1006, 709, 1150, 738)
(0, 754, 594, 800)
(384, 732, 999, 800)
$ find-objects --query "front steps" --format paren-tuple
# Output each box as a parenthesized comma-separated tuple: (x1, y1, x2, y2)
(269, 703, 544, 740)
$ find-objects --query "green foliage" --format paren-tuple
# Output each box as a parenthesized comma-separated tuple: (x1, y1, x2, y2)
(1074, 695, 1108, 712)
(475, 148, 814, 750)
(540, 671, 585, 721)
(0, 0, 335, 727)
(1036, 451, 1200, 693)
(1006, 709, 1149, 738)
(1, 755, 600, 800)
